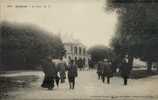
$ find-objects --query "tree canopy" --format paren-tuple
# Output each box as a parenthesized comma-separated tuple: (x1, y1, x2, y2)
(87, 45, 111, 63)
(0, 22, 65, 70)
(106, 1, 158, 71)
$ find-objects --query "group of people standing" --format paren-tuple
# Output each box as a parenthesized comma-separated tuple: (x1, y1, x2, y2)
(97, 60, 113, 84)
(76, 58, 85, 71)
(41, 57, 78, 90)
(96, 59, 132, 85)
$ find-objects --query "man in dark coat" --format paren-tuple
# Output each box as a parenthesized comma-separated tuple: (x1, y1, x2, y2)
(97, 61, 104, 80)
(41, 58, 58, 90)
(101, 60, 113, 84)
(119, 60, 131, 85)
(67, 60, 78, 89)
(88, 59, 94, 69)
(57, 58, 67, 83)
(77, 58, 83, 71)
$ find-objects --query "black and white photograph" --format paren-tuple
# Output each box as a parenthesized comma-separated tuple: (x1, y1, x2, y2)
(0, 0, 158, 100)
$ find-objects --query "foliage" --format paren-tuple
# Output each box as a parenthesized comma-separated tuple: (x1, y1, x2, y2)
(0, 21, 65, 70)
(87, 45, 111, 63)
(106, 1, 158, 71)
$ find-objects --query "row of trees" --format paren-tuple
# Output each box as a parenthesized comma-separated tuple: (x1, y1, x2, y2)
(106, 0, 158, 72)
(88, 1, 158, 72)
(0, 22, 65, 70)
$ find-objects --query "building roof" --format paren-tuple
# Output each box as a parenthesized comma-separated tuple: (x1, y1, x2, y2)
(64, 42, 86, 48)
(60, 33, 86, 48)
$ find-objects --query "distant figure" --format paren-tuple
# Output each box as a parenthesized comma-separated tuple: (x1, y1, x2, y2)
(77, 58, 83, 71)
(119, 60, 131, 85)
(97, 61, 104, 80)
(41, 57, 58, 90)
(111, 61, 118, 73)
(67, 60, 78, 89)
(55, 73, 60, 87)
(100, 60, 113, 84)
(82, 58, 86, 70)
(88, 59, 94, 70)
(57, 58, 67, 83)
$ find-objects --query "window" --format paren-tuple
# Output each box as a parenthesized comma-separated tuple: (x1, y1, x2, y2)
(74, 46, 78, 55)
(83, 48, 86, 55)
(79, 47, 82, 55)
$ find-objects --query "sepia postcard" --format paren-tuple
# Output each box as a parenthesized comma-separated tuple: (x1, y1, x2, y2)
(0, 0, 158, 100)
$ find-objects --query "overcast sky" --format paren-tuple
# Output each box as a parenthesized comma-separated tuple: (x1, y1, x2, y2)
(1, 0, 118, 48)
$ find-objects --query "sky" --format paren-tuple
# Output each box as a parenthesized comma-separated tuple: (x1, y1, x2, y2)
(1, 0, 118, 48)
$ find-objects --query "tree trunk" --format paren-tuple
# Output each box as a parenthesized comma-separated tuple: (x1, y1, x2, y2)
(147, 61, 152, 73)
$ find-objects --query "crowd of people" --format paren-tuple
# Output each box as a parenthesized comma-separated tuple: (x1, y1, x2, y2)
(76, 58, 85, 71)
(40, 57, 132, 91)
(41, 57, 78, 90)
(96, 59, 132, 85)
(97, 60, 113, 84)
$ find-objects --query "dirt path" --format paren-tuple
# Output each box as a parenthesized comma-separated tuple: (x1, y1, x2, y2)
(1, 70, 158, 100)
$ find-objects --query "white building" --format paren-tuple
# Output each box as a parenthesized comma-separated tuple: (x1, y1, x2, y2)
(60, 33, 90, 66)
(63, 42, 90, 67)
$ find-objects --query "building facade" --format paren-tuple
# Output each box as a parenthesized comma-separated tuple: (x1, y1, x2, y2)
(63, 42, 90, 67)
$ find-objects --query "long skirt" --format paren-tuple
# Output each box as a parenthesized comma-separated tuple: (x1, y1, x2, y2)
(41, 76, 54, 89)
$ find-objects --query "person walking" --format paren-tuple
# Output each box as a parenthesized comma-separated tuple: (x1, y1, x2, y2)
(41, 57, 58, 90)
(97, 61, 104, 80)
(77, 58, 82, 71)
(101, 60, 113, 84)
(67, 60, 78, 89)
(55, 72, 60, 87)
(88, 59, 94, 70)
(119, 60, 131, 85)
(57, 58, 67, 83)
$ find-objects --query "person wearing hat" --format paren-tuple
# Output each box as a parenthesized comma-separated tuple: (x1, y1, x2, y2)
(67, 60, 78, 89)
